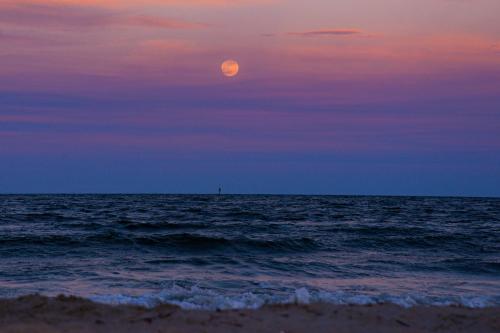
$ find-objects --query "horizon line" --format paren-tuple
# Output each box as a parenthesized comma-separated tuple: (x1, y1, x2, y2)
(0, 193, 499, 199)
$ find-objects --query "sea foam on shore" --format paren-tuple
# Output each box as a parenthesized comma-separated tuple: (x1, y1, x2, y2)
(89, 285, 500, 310)
(1, 294, 500, 333)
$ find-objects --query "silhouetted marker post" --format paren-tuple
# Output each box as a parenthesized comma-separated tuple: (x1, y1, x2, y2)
(218, 186, 222, 196)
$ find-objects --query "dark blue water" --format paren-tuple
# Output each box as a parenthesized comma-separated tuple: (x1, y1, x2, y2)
(0, 195, 499, 309)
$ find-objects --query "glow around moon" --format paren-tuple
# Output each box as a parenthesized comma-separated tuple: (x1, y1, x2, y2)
(221, 60, 239, 77)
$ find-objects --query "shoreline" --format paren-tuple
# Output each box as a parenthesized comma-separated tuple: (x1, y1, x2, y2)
(0, 295, 498, 333)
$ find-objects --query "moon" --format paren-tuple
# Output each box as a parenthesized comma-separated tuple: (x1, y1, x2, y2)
(221, 59, 239, 77)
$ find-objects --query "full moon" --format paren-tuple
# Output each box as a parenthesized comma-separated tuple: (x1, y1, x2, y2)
(221, 59, 239, 77)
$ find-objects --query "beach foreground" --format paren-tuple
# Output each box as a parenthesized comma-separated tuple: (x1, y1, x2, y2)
(0, 295, 498, 333)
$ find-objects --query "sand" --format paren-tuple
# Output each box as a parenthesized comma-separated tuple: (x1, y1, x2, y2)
(0, 295, 498, 333)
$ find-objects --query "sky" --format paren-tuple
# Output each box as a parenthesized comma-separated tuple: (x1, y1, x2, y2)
(1, 0, 499, 196)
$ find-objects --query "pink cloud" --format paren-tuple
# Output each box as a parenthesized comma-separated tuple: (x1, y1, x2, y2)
(0, 2, 207, 30)
(287, 29, 362, 37)
(3, 0, 277, 8)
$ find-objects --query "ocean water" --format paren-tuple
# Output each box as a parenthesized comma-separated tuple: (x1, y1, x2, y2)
(0, 195, 499, 309)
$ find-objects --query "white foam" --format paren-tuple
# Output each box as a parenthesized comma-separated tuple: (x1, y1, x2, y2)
(293, 287, 311, 304)
(89, 284, 500, 310)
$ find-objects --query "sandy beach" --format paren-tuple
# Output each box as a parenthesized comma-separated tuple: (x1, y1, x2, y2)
(0, 295, 498, 333)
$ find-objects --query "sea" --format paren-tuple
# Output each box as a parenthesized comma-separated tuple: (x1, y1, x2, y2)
(0, 195, 499, 310)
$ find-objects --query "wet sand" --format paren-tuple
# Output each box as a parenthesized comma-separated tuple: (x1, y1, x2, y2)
(0, 295, 498, 333)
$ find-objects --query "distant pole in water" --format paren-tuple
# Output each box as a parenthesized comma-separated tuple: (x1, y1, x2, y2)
(218, 186, 222, 195)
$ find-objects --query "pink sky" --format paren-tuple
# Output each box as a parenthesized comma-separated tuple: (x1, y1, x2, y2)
(1, 0, 499, 194)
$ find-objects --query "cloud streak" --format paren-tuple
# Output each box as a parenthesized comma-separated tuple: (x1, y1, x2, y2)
(2, 0, 276, 9)
(287, 29, 362, 37)
(0, 2, 207, 30)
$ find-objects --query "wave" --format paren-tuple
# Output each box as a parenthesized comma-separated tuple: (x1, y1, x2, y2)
(343, 233, 483, 250)
(0, 235, 81, 246)
(225, 209, 270, 221)
(0, 232, 319, 252)
(117, 220, 212, 231)
(89, 285, 500, 310)
(439, 258, 500, 274)
(132, 233, 318, 252)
